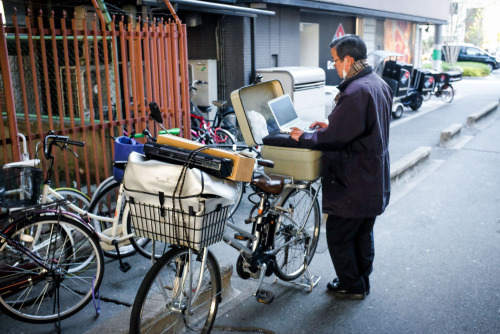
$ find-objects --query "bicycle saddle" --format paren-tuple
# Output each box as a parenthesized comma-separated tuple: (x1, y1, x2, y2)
(251, 175, 284, 195)
(212, 100, 227, 108)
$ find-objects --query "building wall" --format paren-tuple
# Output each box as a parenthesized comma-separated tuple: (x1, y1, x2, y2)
(300, 11, 356, 85)
(319, 0, 450, 22)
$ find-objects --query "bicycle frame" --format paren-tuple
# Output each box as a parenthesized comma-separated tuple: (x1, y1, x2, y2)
(223, 180, 321, 258)
(41, 183, 133, 247)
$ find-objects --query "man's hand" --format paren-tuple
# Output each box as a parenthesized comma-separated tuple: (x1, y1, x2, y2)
(309, 121, 328, 129)
(290, 127, 303, 141)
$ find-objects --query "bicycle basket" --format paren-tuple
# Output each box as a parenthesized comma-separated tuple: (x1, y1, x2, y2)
(0, 167, 43, 208)
(127, 196, 230, 250)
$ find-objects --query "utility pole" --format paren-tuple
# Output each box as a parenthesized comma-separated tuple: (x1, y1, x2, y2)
(432, 24, 443, 70)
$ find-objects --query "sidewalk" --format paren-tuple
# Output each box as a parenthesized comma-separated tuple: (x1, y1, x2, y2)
(210, 112, 500, 333)
(1, 110, 498, 334)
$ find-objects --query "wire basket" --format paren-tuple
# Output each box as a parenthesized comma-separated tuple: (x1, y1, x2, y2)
(0, 167, 43, 208)
(127, 197, 230, 250)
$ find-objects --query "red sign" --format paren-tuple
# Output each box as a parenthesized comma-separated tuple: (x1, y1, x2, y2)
(334, 23, 345, 39)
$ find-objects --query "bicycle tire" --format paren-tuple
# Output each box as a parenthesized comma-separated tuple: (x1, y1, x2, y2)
(441, 85, 454, 103)
(49, 188, 91, 213)
(129, 247, 221, 334)
(422, 91, 432, 101)
(90, 176, 116, 202)
(274, 187, 321, 281)
(88, 180, 140, 258)
(0, 213, 104, 323)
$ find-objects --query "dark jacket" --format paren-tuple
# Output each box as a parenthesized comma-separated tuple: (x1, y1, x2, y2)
(299, 67, 392, 218)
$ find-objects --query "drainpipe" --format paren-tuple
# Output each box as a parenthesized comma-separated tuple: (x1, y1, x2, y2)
(431, 24, 442, 71)
(250, 16, 256, 82)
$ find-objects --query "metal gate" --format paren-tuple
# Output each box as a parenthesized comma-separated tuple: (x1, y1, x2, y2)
(0, 3, 190, 196)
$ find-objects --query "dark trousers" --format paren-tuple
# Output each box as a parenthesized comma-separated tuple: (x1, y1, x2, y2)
(326, 214, 376, 293)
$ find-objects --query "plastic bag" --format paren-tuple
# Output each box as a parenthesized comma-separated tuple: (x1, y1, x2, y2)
(247, 110, 269, 144)
(113, 136, 144, 182)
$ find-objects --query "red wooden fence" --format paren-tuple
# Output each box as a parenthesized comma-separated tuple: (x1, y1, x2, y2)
(0, 5, 190, 196)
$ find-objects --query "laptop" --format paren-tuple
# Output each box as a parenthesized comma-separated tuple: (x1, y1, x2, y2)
(267, 94, 315, 134)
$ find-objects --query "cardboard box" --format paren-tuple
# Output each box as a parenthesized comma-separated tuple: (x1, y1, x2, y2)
(157, 134, 255, 182)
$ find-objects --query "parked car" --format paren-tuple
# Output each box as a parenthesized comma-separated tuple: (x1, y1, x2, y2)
(442, 44, 499, 71)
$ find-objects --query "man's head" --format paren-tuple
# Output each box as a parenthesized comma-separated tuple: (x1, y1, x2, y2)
(329, 34, 367, 79)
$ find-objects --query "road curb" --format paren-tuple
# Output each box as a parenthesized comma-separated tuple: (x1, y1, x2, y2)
(390, 146, 432, 183)
(466, 101, 499, 127)
(439, 123, 463, 148)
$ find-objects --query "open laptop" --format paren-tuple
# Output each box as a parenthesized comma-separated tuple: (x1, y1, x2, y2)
(267, 94, 315, 134)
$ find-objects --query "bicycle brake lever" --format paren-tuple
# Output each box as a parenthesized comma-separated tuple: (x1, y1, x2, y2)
(65, 144, 79, 158)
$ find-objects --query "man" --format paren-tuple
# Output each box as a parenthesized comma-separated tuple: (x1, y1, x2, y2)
(290, 34, 392, 300)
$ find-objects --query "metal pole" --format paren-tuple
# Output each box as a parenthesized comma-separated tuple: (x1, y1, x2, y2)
(0, 14, 20, 161)
(431, 24, 443, 71)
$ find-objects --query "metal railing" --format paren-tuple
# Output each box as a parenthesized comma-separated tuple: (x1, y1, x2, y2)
(0, 3, 190, 196)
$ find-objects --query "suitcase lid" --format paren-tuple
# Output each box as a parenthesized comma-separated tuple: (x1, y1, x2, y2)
(230, 79, 285, 147)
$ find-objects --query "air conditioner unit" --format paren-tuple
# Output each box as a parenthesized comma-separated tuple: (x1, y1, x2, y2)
(188, 59, 217, 109)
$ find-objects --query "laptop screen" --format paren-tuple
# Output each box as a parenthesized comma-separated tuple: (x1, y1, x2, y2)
(268, 94, 298, 127)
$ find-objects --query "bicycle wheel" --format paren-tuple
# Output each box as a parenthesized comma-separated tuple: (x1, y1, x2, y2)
(90, 176, 116, 202)
(422, 91, 432, 101)
(220, 112, 244, 143)
(129, 247, 221, 334)
(49, 188, 91, 213)
(88, 180, 139, 258)
(274, 187, 321, 281)
(0, 214, 104, 323)
(441, 85, 454, 103)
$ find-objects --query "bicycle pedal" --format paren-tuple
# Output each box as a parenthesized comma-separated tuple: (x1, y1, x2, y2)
(255, 289, 274, 304)
(234, 233, 249, 241)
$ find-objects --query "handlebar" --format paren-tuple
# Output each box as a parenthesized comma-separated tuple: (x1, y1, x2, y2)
(44, 131, 85, 160)
(257, 159, 274, 168)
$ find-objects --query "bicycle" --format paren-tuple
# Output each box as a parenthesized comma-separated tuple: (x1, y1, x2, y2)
(6, 132, 154, 272)
(190, 80, 237, 146)
(422, 72, 457, 103)
(211, 99, 244, 143)
(0, 171, 104, 325)
(128, 153, 322, 333)
(1, 133, 91, 214)
(89, 126, 181, 260)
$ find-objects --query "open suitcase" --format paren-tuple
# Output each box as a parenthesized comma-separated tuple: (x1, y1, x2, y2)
(230, 79, 322, 181)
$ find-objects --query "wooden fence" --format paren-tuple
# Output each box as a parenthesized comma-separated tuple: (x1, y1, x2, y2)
(0, 6, 190, 196)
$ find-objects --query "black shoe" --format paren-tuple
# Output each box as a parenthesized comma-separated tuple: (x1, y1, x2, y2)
(327, 280, 366, 300)
(333, 276, 371, 295)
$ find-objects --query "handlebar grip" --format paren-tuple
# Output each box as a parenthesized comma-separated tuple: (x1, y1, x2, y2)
(257, 159, 274, 168)
(66, 139, 85, 147)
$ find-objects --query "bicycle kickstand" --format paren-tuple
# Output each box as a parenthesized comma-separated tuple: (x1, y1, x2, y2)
(254, 263, 274, 304)
(297, 236, 321, 292)
(112, 240, 131, 272)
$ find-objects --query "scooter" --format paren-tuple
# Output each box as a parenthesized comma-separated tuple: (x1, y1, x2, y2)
(369, 50, 424, 119)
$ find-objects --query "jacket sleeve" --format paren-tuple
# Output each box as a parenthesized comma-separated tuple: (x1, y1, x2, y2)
(299, 86, 368, 151)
